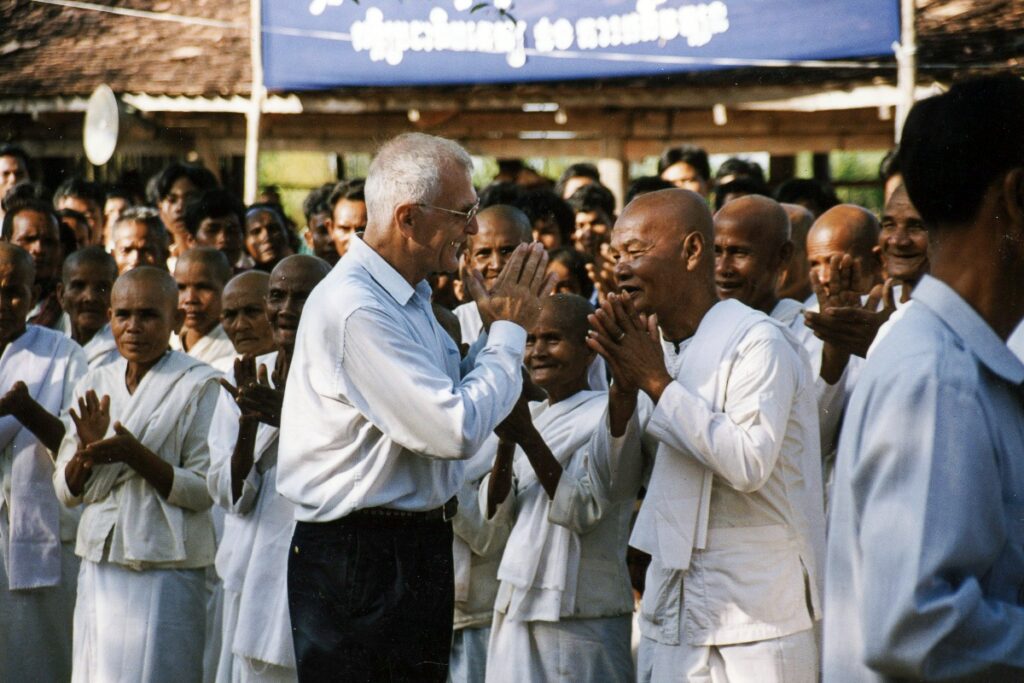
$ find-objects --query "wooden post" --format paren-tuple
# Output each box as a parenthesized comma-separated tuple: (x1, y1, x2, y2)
(597, 138, 627, 212)
(894, 0, 917, 143)
(244, 0, 264, 204)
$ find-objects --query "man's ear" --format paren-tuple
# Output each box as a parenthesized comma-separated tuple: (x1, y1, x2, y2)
(55, 281, 65, 308)
(778, 240, 794, 268)
(1002, 167, 1024, 235)
(683, 231, 705, 272)
(394, 203, 417, 240)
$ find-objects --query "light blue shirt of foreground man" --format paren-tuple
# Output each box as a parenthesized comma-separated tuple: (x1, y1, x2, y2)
(824, 75, 1024, 681)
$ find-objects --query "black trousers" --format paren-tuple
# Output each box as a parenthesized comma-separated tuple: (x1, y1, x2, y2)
(287, 515, 454, 683)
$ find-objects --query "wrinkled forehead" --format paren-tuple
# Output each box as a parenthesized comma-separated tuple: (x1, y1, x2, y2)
(611, 209, 663, 249)
(222, 284, 266, 307)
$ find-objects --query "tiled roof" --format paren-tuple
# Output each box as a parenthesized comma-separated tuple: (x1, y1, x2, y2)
(0, 0, 1019, 101)
(0, 0, 251, 98)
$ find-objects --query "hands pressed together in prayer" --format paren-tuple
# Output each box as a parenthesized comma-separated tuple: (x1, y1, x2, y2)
(466, 243, 556, 333)
(804, 254, 909, 383)
(219, 354, 288, 502)
(587, 293, 672, 405)
(219, 354, 288, 429)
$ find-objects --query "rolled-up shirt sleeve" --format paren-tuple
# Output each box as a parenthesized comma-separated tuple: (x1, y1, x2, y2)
(645, 333, 798, 494)
(338, 309, 525, 461)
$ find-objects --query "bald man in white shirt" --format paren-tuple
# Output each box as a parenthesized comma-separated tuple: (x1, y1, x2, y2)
(277, 133, 553, 682)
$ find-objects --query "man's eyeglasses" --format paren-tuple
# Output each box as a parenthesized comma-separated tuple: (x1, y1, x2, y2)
(416, 200, 480, 226)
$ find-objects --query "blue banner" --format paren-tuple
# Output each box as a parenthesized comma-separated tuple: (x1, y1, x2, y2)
(262, 0, 899, 90)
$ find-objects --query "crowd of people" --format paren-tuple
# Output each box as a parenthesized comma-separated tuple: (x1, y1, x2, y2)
(0, 73, 1022, 683)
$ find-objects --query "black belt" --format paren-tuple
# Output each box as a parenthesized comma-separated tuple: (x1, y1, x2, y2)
(345, 497, 459, 524)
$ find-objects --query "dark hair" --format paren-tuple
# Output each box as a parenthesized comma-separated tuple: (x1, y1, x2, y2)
(479, 181, 524, 209)
(713, 178, 767, 211)
(567, 183, 616, 218)
(55, 209, 84, 254)
(879, 147, 901, 182)
(2, 197, 58, 240)
(898, 75, 1024, 228)
(773, 179, 839, 217)
(512, 188, 575, 245)
(328, 178, 366, 210)
(658, 145, 710, 182)
(2, 181, 49, 212)
(555, 163, 601, 197)
(54, 176, 105, 209)
(104, 185, 133, 202)
(548, 246, 594, 299)
(184, 189, 246, 236)
(145, 162, 219, 205)
(625, 176, 673, 206)
(714, 157, 766, 185)
(302, 183, 334, 221)
(0, 145, 30, 171)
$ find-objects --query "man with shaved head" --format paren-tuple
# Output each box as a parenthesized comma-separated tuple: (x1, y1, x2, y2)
(55, 265, 221, 683)
(209, 254, 330, 682)
(218, 270, 274, 366)
(0, 242, 86, 682)
(878, 184, 929, 288)
(111, 207, 170, 275)
(171, 247, 235, 368)
(455, 204, 533, 345)
(713, 195, 795, 317)
(484, 293, 642, 682)
(590, 189, 825, 682)
(57, 246, 120, 369)
(778, 203, 815, 303)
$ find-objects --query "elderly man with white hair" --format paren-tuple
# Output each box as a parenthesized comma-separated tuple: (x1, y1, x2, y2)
(277, 132, 552, 682)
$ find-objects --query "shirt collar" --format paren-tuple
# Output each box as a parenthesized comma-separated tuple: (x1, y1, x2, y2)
(347, 236, 419, 306)
(913, 274, 1024, 385)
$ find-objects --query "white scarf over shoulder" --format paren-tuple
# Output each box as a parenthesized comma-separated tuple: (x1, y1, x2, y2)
(496, 390, 608, 622)
(0, 326, 77, 589)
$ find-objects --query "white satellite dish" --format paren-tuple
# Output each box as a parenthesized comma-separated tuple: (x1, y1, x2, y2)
(83, 84, 119, 165)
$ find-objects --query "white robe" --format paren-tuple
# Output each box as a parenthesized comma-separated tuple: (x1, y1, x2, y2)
(53, 351, 219, 683)
(207, 351, 297, 682)
(172, 323, 236, 369)
(632, 300, 824, 681)
(0, 325, 86, 683)
(485, 391, 641, 683)
(81, 324, 120, 370)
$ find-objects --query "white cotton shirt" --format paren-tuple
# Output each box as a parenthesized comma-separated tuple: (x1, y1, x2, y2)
(277, 237, 527, 521)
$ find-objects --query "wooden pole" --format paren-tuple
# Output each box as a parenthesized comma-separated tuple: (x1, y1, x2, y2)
(894, 0, 917, 143)
(244, 0, 264, 204)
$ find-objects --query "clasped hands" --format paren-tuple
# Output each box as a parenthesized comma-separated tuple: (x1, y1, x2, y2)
(219, 354, 288, 428)
(466, 243, 556, 334)
(587, 293, 672, 403)
(803, 254, 910, 360)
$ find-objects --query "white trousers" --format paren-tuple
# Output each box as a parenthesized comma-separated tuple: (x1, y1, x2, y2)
(637, 628, 818, 683)
(72, 561, 207, 683)
(487, 612, 633, 683)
